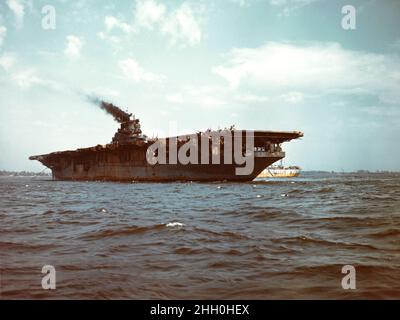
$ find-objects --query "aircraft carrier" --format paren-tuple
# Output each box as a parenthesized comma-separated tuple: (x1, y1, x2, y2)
(30, 100, 303, 182)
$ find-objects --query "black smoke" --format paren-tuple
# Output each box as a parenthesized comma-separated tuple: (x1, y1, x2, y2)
(87, 96, 132, 123)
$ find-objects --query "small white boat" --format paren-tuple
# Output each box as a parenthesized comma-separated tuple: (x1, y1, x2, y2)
(258, 161, 301, 178)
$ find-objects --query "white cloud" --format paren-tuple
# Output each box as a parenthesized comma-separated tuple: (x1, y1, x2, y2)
(97, 16, 136, 46)
(0, 51, 59, 90)
(8, 67, 61, 90)
(166, 87, 274, 109)
(135, 0, 166, 29)
(0, 52, 16, 71)
(0, 25, 6, 47)
(11, 69, 47, 88)
(199, 96, 226, 107)
(213, 42, 400, 103)
(269, 0, 319, 7)
(269, 0, 320, 16)
(97, 1, 202, 47)
(234, 93, 270, 103)
(161, 3, 202, 46)
(119, 58, 165, 82)
(97, 31, 121, 45)
(7, 0, 25, 26)
(281, 91, 304, 104)
(166, 86, 227, 108)
(166, 93, 184, 103)
(64, 35, 84, 60)
(365, 105, 400, 117)
(105, 15, 134, 33)
(131, 1, 202, 46)
(97, 15, 137, 48)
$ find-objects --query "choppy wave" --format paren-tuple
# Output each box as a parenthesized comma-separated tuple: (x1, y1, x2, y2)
(82, 224, 166, 239)
(1, 172, 399, 299)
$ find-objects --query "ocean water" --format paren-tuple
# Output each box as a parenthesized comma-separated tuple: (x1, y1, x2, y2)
(1, 172, 399, 299)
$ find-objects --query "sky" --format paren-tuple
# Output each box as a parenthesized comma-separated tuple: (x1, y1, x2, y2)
(0, 0, 399, 172)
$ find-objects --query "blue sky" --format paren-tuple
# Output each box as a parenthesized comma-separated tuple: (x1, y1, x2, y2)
(0, 0, 399, 171)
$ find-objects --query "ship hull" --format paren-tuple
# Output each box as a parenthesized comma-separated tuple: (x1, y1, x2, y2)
(30, 129, 303, 182)
(50, 156, 283, 182)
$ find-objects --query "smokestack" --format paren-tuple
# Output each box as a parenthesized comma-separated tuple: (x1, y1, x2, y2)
(87, 96, 132, 123)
